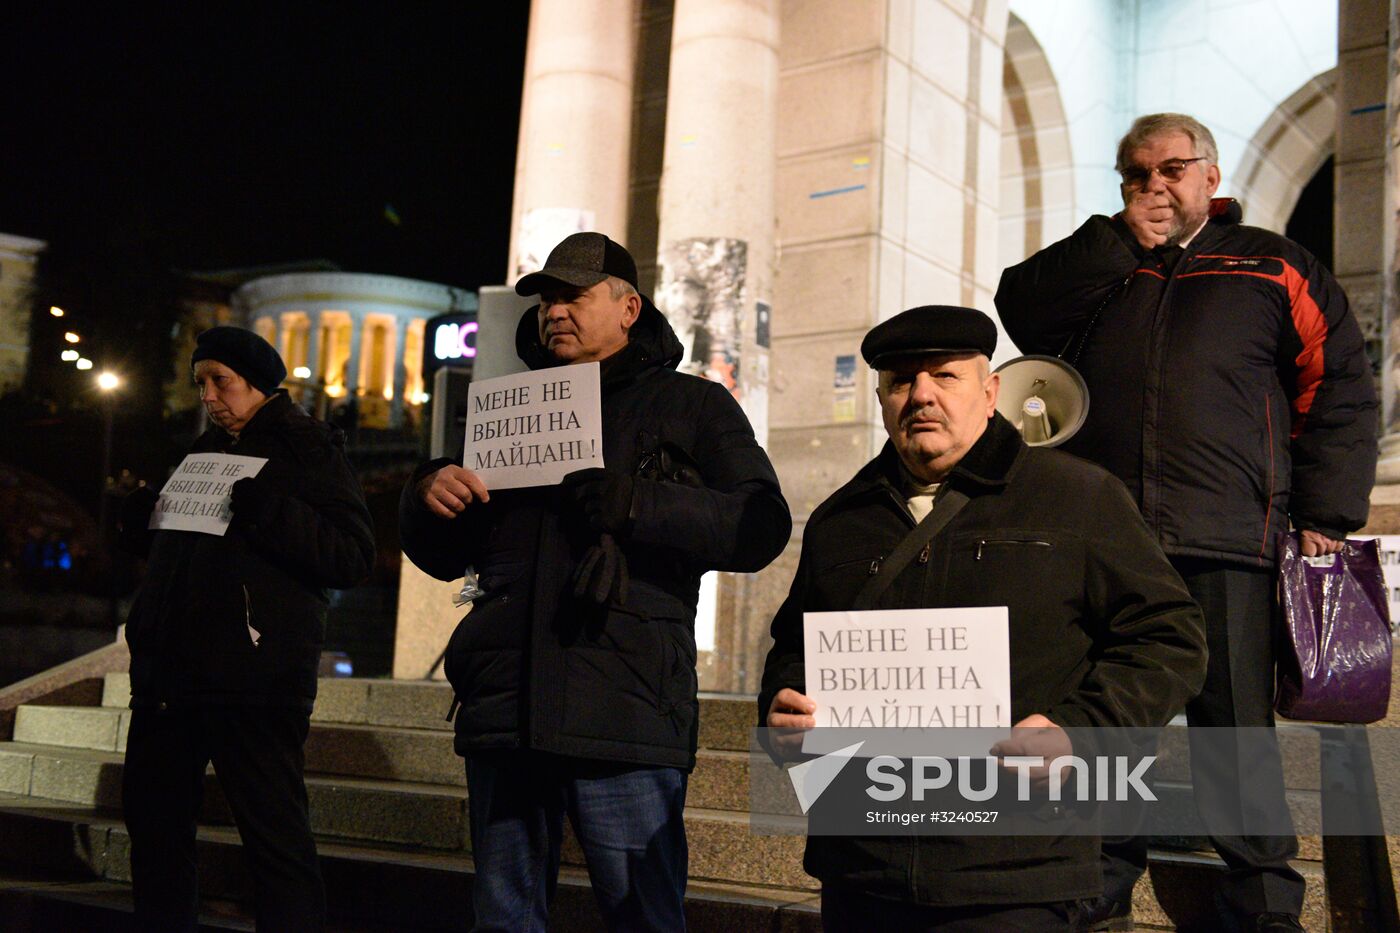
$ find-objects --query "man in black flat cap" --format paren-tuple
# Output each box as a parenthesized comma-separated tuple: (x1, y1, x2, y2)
(758, 305, 1206, 930)
(400, 233, 790, 931)
(117, 326, 375, 931)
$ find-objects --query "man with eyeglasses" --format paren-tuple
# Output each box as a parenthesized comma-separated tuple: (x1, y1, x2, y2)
(995, 114, 1377, 932)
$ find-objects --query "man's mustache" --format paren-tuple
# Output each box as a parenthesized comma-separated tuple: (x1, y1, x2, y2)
(901, 406, 947, 430)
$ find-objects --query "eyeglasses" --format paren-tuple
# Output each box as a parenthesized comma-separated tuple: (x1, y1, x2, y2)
(1120, 157, 1207, 189)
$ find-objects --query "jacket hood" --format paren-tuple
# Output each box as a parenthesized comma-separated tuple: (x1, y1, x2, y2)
(514, 295, 686, 376)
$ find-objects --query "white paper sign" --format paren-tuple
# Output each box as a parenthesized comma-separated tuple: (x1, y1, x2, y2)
(1351, 535, 1400, 634)
(462, 362, 604, 490)
(802, 607, 1012, 739)
(149, 453, 269, 536)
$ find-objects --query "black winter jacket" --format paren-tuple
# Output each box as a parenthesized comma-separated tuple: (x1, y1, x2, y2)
(759, 414, 1206, 905)
(995, 208, 1377, 565)
(400, 302, 790, 769)
(124, 391, 375, 709)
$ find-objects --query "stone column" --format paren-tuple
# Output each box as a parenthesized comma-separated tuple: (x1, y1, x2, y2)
(1378, 0, 1400, 482)
(303, 312, 320, 381)
(654, 0, 780, 693)
(275, 313, 293, 365)
(506, 0, 638, 281)
(390, 317, 410, 427)
(655, 0, 779, 443)
(345, 314, 364, 399)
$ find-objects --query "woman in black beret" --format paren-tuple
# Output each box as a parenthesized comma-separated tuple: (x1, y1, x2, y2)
(116, 326, 375, 931)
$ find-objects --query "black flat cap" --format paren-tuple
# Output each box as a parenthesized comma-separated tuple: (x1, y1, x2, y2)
(190, 326, 287, 395)
(861, 305, 998, 368)
(515, 232, 639, 296)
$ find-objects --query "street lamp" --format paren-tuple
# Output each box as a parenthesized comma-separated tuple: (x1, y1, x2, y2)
(76, 358, 93, 370)
(61, 350, 79, 362)
(95, 372, 120, 574)
(64, 332, 80, 344)
(50, 306, 65, 318)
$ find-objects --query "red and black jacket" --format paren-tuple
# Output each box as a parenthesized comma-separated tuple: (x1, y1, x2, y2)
(995, 203, 1377, 566)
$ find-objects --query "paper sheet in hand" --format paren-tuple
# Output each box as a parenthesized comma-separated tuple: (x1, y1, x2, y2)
(149, 453, 268, 536)
(462, 362, 604, 489)
(802, 607, 1011, 754)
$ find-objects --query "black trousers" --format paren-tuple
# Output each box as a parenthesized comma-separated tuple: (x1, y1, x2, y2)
(122, 705, 325, 932)
(821, 885, 1082, 932)
(1102, 558, 1304, 917)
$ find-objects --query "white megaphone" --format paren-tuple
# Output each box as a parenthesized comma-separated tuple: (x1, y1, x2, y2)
(992, 355, 1089, 447)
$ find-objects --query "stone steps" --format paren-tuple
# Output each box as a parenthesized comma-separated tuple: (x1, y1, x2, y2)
(15, 697, 1332, 851)
(0, 794, 822, 932)
(0, 672, 1333, 929)
(0, 739, 812, 890)
(0, 790, 1327, 932)
(10, 704, 756, 815)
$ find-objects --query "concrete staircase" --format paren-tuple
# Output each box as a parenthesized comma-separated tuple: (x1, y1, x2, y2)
(0, 674, 1333, 930)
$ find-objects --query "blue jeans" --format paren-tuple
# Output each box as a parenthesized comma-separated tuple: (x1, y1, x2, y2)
(465, 751, 689, 932)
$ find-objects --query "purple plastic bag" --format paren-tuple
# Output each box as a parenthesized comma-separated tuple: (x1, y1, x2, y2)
(1275, 533, 1392, 723)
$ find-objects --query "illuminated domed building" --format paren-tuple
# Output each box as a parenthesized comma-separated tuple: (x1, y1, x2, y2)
(232, 271, 476, 431)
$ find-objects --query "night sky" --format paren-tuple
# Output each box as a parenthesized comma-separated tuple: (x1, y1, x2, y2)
(1, 4, 531, 290)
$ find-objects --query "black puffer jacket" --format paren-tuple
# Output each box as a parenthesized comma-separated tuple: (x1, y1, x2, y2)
(995, 208, 1377, 565)
(124, 391, 375, 709)
(759, 414, 1206, 905)
(400, 302, 790, 769)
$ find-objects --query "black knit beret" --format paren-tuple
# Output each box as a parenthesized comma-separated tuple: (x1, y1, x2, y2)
(190, 326, 287, 395)
(860, 305, 998, 369)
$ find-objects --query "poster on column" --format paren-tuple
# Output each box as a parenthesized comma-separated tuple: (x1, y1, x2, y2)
(656, 237, 747, 398)
(462, 363, 604, 490)
(148, 453, 269, 535)
(801, 607, 1011, 754)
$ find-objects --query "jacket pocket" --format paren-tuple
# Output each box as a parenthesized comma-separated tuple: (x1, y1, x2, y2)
(974, 539, 1052, 560)
(658, 621, 698, 736)
(945, 531, 1081, 622)
(443, 589, 520, 695)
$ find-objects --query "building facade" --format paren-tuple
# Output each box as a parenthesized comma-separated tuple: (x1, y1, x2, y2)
(0, 232, 44, 394)
(492, 0, 1389, 694)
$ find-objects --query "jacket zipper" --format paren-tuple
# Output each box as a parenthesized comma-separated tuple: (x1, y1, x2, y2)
(976, 539, 1051, 559)
(243, 585, 261, 647)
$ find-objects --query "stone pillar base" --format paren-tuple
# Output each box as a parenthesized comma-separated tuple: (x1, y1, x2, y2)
(1376, 435, 1400, 485)
(391, 555, 462, 681)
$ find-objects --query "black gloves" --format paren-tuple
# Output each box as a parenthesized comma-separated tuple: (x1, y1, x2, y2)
(229, 475, 275, 522)
(572, 532, 630, 606)
(561, 468, 636, 607)
(561, 468, 635, 537)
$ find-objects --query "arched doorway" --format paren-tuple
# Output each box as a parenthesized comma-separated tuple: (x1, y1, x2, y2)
(1233, 69, 1336, 234)
(999, 13, 1074, 269)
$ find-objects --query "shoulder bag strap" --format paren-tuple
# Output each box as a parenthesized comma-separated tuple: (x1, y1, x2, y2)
(852, 488, 970, 611)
